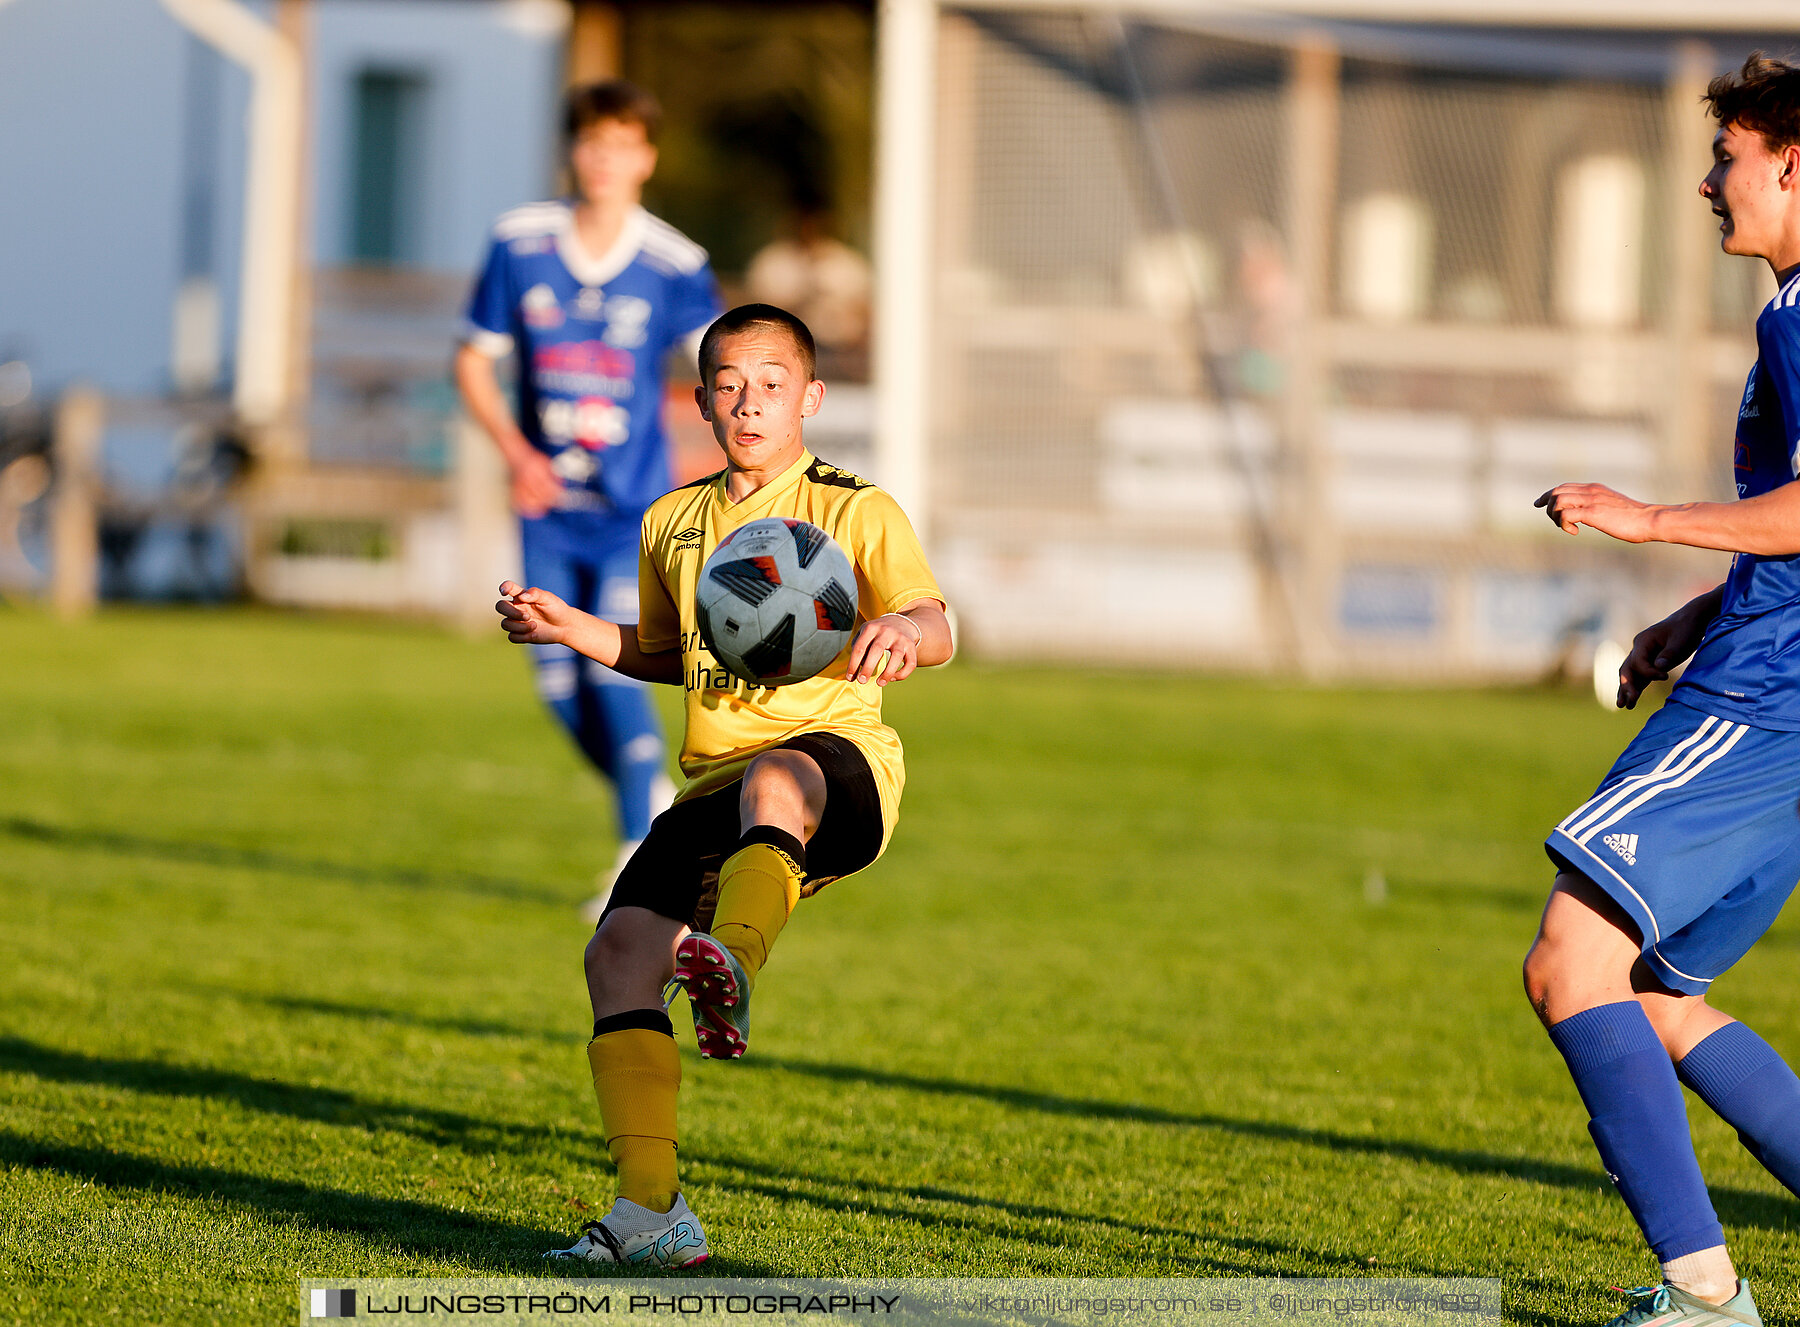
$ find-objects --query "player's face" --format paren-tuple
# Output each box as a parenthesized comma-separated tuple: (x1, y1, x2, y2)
(569, 117, 656, 208)
(1700, 121, 1797, 259)
(695, 329, 825, 474)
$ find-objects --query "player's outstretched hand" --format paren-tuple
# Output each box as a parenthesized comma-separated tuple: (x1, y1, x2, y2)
(496, 581, 575, 647)
(508, 451, 565, 520)
(1617, 605, 1710, 709)
(845, 613, 920, 687)
(1535, 482, 1658, 543)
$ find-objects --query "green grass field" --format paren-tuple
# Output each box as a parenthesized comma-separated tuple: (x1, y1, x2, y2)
(2, 607, 1798, 1325)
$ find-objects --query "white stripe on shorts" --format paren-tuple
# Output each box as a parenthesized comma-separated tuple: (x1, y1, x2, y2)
(1559, 715, 1728, 840)
(1650, 943, 1715, 986)
(1569, 718, 1749, 847)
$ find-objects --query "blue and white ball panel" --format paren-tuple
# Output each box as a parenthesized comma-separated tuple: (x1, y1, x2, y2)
(1546, 699, 1800, 995)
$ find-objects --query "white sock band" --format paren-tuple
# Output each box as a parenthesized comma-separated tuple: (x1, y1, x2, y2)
(1662, 1247, 1737, 1304)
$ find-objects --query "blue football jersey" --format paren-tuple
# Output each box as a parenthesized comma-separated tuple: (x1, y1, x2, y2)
(463, 201, 723, 515)
(1676, 270, 1800, 730)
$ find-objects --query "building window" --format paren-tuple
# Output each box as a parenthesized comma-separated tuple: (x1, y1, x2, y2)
(348, 68, 428, 266)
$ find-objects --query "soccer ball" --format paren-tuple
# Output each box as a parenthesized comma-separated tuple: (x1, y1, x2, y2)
(696, 518, 858, 686)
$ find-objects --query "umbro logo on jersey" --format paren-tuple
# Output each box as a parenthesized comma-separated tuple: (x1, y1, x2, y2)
(674, 527, 705, 551)
(1603, 832, 1638, 866)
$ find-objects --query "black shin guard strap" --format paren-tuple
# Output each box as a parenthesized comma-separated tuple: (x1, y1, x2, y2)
(592, 1008, 675, 1040)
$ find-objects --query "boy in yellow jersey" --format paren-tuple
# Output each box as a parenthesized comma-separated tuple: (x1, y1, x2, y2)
(496, 303, 952, 1267)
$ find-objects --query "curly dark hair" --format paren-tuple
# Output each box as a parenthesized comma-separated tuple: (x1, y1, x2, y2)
(1703, 52, 1800, 151)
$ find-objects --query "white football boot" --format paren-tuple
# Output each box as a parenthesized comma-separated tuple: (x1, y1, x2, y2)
(545, 1194, 709, 1268)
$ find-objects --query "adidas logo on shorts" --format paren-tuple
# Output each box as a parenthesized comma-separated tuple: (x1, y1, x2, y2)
(1603, 832, 1638, 866)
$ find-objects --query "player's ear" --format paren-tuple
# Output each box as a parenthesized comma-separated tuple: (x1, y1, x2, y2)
(802, 379, 825, 418)
(694, 383, 710, 421)
(1783, 143, 1800, 189)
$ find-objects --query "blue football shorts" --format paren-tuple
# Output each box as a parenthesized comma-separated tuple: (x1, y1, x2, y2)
(1545, 698, 1800, 995)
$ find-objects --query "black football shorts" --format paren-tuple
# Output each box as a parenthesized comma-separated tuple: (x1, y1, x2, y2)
(602, 731, 885, 932)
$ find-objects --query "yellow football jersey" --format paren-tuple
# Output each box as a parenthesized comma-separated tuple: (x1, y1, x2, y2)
(637, 449, 944, 844)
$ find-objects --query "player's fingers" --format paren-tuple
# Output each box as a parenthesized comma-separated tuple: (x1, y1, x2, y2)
(856, 636, 896, 684)
(881, 633, 921, 683)
(845, 626, 882, 681)
(1622, 671, 1646, 707)
(1624, 640, 1669, 680)
(875, 642, 904, 684)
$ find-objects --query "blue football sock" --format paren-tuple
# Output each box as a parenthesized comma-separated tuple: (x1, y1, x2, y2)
(535, 653, 666, 845)
(1549, 1002, 1724, 1261)
(586, 679, 665, 844)
(1679, 1021, 1800, 1200)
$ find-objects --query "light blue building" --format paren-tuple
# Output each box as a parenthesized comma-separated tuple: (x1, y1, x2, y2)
(0, 0, 565, 401)
(0, 0, 568, 598)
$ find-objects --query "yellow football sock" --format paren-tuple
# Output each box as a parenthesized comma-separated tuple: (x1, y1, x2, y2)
(588, 1028, 680, 1214)
(710, 841, 804, 987)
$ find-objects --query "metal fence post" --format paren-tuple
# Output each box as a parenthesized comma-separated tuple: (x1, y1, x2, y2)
(455, 414, 513, 636)
(1284, 35, 1342, 679)
(50, 386, 104, 620)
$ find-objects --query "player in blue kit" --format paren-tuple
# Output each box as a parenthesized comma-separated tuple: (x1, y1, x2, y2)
(1525, 54, 1800, 1327)
(456, 81, 722, 916)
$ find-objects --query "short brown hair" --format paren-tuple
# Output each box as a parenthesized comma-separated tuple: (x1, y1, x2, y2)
(699, 305, 818, 384)
(564, 80, 662, 144)
(1704, 52, 1800, 151)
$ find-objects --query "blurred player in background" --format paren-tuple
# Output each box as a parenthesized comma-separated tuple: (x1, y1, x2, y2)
(497, 305, 952, 1267)
(1526, 53, 1800, 1327)
(456, 81, 723, 920)
(744, 205, 871, 378)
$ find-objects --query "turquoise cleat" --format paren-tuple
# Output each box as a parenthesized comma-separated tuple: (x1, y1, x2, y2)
(1599, 1283, 1761, 1327)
